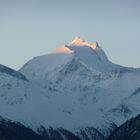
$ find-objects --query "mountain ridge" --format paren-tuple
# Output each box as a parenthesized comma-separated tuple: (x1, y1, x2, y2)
(0, 64, 28, 81)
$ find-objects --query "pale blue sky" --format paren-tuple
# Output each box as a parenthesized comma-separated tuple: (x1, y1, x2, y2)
(0, 0, 140, 70)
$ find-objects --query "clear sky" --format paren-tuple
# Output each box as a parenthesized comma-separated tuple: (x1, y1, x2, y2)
(0, 0, 140, 70)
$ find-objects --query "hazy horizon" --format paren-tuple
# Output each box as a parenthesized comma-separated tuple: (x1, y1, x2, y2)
(0, 0, 140, 70)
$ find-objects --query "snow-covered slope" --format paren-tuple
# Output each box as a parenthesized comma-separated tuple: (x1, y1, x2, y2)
(20, 45, 74, 80)
(0, 37, 140, 140)
(0, 64, 28, 106)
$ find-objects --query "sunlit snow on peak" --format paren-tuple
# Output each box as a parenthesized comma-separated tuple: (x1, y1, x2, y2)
(53, 45, 73, 54)
(69, 37, 99, 49)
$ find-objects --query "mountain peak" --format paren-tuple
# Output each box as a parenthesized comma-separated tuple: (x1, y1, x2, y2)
(70, 37, 86, 44)
(69, 37, 99, 49)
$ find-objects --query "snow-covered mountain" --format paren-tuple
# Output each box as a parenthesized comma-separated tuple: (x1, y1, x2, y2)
(0, 37, 140, 140)
(20, 37, 122, 80)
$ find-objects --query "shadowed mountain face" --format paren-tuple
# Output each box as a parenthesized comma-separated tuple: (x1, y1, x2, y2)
(0, 117, 43, 140)
(0, 117, 104, 140)
(2, 114, 140, 140)
(107, 114, 140, 140)
(0, 38, 140, 140)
